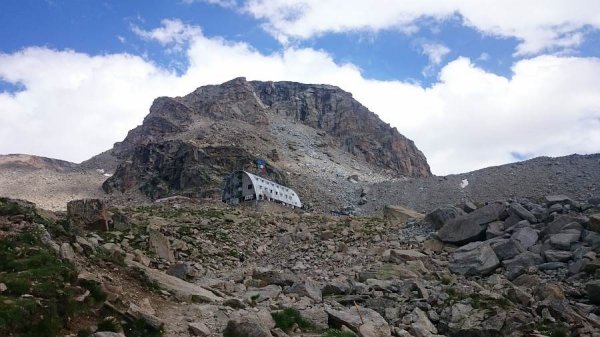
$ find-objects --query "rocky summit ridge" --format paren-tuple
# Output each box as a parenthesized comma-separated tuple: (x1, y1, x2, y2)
(101, 78, 430, 210)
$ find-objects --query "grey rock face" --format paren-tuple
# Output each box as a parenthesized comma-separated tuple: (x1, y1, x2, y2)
(104, 78, 432, 200)
(438, 203, 505, 245)
(449, 242, 500, 276)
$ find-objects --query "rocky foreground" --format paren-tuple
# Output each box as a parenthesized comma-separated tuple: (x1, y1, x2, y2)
(1, 195, 599, 337)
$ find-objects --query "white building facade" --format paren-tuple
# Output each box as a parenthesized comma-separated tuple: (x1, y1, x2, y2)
(222, 170, 302, 208)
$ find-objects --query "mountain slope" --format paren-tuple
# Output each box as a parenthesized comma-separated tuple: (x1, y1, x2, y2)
(102, 77, 431, 210)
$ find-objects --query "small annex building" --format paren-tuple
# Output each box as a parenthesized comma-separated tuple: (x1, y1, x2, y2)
(222, 170, 302, 208)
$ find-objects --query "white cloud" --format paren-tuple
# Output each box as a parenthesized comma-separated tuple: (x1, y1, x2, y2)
(421, 42, 450, 76)
(181, 0, 237, 7)
(132, 18, 202, 50)
(1, 19, 599, 176)
(242, 0, 600, 54)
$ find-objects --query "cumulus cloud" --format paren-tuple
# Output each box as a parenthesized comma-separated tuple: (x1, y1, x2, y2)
(242, 0, 600, 55)
(1, 19, 599, 175)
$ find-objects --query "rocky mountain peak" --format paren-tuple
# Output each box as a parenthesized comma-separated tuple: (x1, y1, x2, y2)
(104, 78, 431, 207)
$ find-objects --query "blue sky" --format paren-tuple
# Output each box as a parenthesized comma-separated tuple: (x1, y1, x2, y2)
(0, 1, 518, 84)
(1, 0, 600, 174)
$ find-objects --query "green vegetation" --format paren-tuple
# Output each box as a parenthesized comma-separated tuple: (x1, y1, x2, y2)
(0, 230, 82, 337)
(534, 321, 569, 337)
(97, 316, 123, 333)
(0, 197, 53, 226)
(93, 246, 126, 266)
(445, 287, 512, 309)
(271, 308, 316, 332)
(322, 329, 357, 337)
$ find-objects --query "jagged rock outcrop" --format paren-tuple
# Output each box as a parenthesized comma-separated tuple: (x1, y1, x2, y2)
(103, 77, 431, 200)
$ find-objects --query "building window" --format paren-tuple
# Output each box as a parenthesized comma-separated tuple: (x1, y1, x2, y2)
(248, 184, 252, 190)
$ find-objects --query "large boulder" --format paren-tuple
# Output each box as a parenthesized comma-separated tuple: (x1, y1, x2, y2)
(585, 280, 600, 304)
(326, 307, 391, 337)
(509, 202, 537, 223)
(67, 199, 110, 231)
(491, 239, 524, 261)
(148, 227, 175, 262)
(425, 205, 465, 230)
(438, 203, 505, 245)
(510, 227, 538, 249)
(502, 252, 544, 280)
(383, 205, 424, 225)
(449, 242, 500, 276)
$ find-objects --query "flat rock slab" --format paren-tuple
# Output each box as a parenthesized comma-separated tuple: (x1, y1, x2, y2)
(511, 227, 538, 249)
(388, 249, 428, 263)
(449, 241, 500, 276)
(438, 203, 505, 245)
(326, 306, 391, 337)
(126, 260, 222, 303)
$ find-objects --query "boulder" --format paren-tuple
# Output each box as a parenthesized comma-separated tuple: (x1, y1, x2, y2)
(409, 307, 438, 336)
(543, 250, 572, 262)
(322, 278, 351, 296)
(383, 205, 424, 224)
(67, 199, 110, 231)
(60, 243, 76, 262)
(544, 195, 573, 206)
(188, 322, 211, 336)
(326, 307, 391, 337)
(509, 202, 537, 223)
(125, 260, 222, 303)
(510, 227, 538, 249)
(246, 285, 282, 303)
(541, 215, 587, 238)
(425, 205, 465, 230)
(286, 280, 322, 302)
(462, 201, 478, 213)
(167, 263, 193, 280)
(549, 231, 580, 250)
(253, 268, 298, 287)
(223, 318, 273, 337)
(506, 286, 533, 305)
(585, 280, 600, 304)
(148, 228, 175, 262)
(502, 252, 544, 280)
(449, 242, 500, 276)
(485, 221, 505, 240)
(388, 249, 427, 263)
(491, 239, 524, 261)
(589, 214, 600, 233)
(438, 203, 505, 245)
